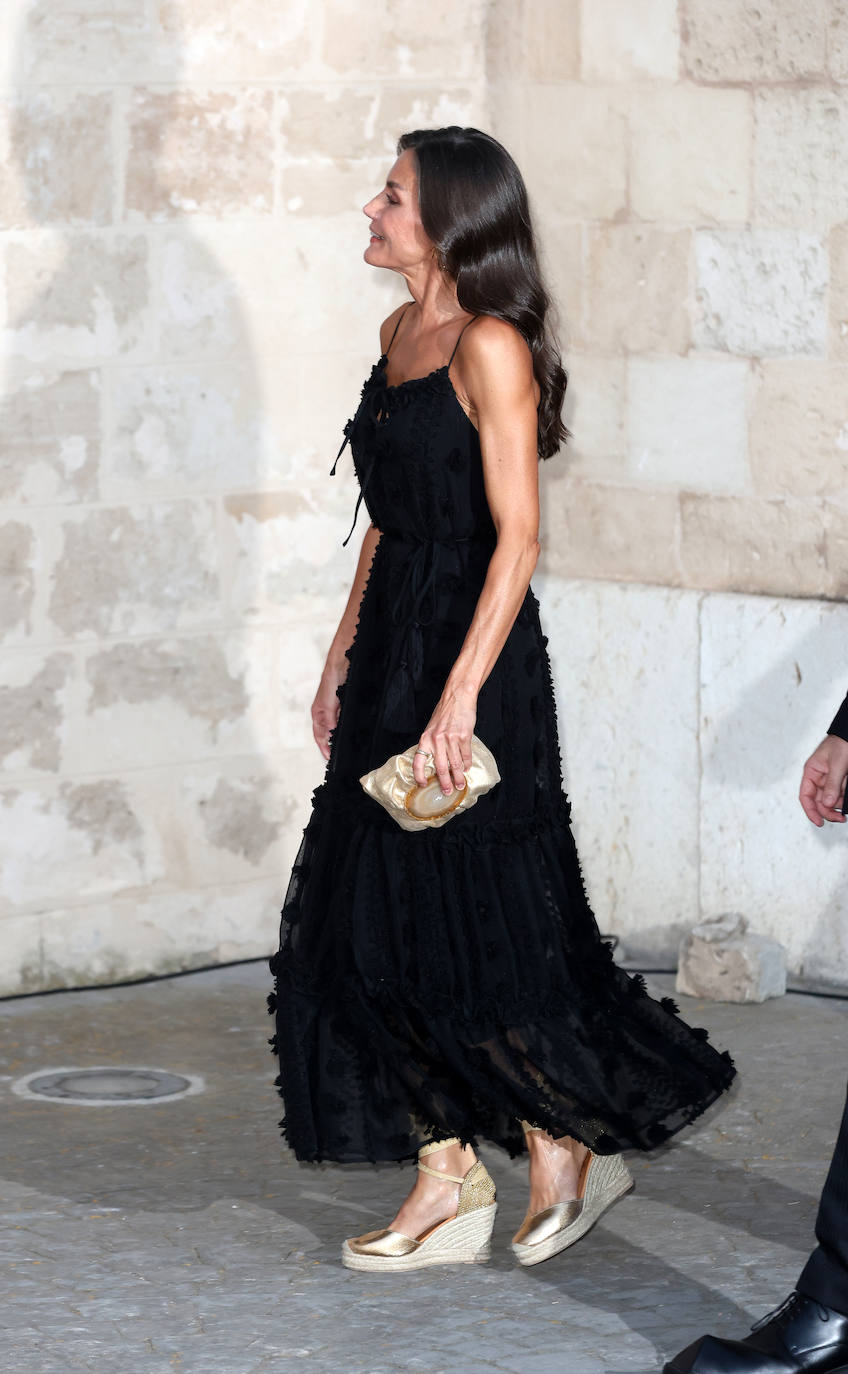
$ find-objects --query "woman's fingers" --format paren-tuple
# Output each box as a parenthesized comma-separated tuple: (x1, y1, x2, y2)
(460, 738, 473, 772)
(312, 704, 338, 760)
(430, 733, 471, 795)
(313, 726, 330, 760)
(415, 696, 477, 794)
(413, 739, 433, 787)
(414, 737, 464, 794)
(433, 744, 454, 796)
(446, 739, 468, 791)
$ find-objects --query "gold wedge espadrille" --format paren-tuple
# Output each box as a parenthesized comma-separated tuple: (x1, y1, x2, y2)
(512, 1126, 633, 1267)
(341, 1139, 497, 1273)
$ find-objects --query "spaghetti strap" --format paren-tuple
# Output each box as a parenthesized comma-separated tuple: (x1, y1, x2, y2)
(447, 316, 476, 369)
(384, 303, 412, 358)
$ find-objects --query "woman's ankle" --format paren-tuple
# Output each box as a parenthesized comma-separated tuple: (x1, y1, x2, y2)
(554, 1134, 590, 1162)
(421, 1141, 476, 1177)
(526, 1131, 589, 1210)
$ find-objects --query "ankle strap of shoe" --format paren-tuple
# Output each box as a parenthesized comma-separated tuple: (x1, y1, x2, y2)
(418, 1137, 461, 1158)
(417, 1159, 468, 1185)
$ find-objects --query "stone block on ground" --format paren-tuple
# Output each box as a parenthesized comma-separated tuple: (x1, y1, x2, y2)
(677, 913, 787, 1003)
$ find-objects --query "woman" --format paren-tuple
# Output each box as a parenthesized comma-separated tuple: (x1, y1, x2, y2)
(268, 126, 735, 1273)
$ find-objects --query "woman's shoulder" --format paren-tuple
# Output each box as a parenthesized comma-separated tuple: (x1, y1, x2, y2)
(459, 315, 533, 375)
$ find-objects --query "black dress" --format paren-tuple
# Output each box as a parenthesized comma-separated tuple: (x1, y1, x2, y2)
(268, 315, 735, 1164)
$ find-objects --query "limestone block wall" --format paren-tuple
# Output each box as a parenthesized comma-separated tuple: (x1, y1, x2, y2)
(1, 0, 847, 994)
(490, 0, 848, 599)
(490, 1, 848, 983)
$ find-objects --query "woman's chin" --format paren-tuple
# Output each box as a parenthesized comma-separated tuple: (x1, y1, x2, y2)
(365, 239, 398, 269)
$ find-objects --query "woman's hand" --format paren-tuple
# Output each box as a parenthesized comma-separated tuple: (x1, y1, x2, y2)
(414, 684, 477, 794)
(312, 524, 381, 760)
(312, 659, 348, 760)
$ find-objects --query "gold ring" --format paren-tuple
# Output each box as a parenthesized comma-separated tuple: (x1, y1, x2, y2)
(414, 748, 433, 761)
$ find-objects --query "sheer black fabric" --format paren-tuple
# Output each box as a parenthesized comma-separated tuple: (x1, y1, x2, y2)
(268, 335, 736, 1164)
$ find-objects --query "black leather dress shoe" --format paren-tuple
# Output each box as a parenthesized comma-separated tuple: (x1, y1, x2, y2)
(663, 1292, 848, 1373)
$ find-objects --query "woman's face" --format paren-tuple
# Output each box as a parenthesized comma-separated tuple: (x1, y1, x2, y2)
(362, 149, 433, 272)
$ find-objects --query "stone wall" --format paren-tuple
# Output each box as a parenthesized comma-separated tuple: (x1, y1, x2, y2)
(0, 0, 486, 991)
(488, 0, 848, 984)
(1, 0, 846, 994)
(490, 0, 848, 600)
(545, 578, 848, 985)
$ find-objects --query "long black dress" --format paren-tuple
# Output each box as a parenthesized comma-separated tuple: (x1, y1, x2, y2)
(268, 316, 735, 1164)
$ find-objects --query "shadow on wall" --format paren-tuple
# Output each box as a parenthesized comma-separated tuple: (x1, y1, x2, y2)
(1, 2, 289, 990)
(701, 610, 848, 985)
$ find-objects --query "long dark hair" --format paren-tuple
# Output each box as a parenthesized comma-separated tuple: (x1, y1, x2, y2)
(397, 126, 567, 460)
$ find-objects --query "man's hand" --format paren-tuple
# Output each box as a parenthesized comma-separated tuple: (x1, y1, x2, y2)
(799, 734, 848, 826)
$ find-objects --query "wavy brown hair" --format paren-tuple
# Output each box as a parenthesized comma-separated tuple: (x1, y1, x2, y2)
(398, 126, 568, 460)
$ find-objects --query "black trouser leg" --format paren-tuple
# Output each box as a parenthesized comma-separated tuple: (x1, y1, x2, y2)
(797, 1082, 848, 1318)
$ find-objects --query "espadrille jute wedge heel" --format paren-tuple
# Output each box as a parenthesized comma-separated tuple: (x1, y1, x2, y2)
(341, 1139, 497, 1273)
(512, 1125, 633, 1267)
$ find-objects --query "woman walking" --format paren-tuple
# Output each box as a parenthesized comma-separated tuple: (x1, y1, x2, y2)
(268, 126, 735, 1272)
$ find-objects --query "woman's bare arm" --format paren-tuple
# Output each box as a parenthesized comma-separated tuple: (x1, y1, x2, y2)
(414, 317, 542, 793)
(313, 522, 381, 758)
(314, 308, 408, 756)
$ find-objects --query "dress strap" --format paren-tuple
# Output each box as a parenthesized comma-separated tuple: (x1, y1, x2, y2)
(385, 302, 412, 358)
(447, 316, 477, 369)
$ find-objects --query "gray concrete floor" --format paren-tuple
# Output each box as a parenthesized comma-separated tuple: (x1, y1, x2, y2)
(1, 963, 846, 1374)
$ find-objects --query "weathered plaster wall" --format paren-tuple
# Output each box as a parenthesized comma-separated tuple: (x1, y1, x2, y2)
(0, 0, 486, 992)
(1, 0, 847, 994)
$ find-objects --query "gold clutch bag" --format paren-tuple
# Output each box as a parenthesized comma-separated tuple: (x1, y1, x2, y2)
(360, 734, 501, 832)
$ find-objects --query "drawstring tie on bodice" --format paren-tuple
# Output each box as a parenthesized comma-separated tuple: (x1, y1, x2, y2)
(330, 364, 394, 547)
(330, 307, 476, 549)
(329, 307, 485, 731)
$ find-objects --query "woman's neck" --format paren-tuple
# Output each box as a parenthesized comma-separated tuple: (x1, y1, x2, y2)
(400, 260, 466, 326)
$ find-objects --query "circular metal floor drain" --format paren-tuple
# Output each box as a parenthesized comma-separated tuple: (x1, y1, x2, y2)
(11, 1066, 204, 1105)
